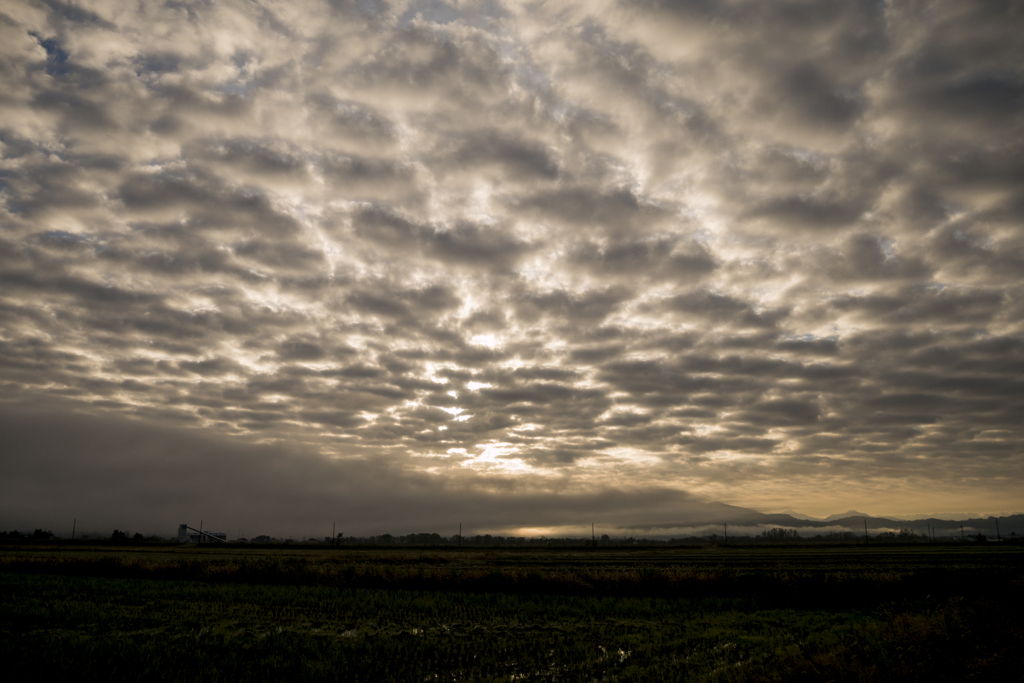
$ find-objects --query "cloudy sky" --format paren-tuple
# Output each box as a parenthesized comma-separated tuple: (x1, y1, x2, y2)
(1, 0, 1022, 537)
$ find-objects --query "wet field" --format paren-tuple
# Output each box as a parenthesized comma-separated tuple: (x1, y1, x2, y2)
(2, 543, 1021, 681)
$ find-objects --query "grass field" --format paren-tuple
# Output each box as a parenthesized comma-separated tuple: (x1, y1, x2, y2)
(2, 543, 1022, 681)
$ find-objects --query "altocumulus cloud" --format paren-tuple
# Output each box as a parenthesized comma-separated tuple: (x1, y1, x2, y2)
(1, 0, 1022, 535)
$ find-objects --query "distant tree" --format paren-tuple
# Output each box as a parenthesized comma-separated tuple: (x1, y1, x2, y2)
(133, 532, 145, 541)
(111, 530, 128, 541)
(31, 529, 54, 540)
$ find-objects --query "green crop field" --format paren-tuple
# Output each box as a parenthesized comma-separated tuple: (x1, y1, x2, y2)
(2, 544, 1022, 681)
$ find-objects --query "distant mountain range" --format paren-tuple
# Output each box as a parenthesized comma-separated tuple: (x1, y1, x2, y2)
(639, 501, 1023, 537)
(822, 510, 872, 522)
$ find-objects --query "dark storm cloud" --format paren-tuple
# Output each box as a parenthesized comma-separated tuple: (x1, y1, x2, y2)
(306, 94, 398, 145)
(439, 128, 560, 180)
(352, 205, 531, 270)
(188, 137, 308, 178)
(517, 187, 669, 235)
(1, 0, 1022, 531)
(568, 234, 717, 282)
(513, 286, 633, 326)
(118, 170, 300, 236)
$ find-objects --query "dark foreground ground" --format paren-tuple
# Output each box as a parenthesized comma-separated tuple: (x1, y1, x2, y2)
(2, 543, 1022, 681)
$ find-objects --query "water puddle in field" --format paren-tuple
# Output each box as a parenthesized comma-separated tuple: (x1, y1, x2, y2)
(597, 645, 632, 663)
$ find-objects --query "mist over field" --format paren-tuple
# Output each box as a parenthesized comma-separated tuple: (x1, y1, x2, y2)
(1, 1, 1022, 536)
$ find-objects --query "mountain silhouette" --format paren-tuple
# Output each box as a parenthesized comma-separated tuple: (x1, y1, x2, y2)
(633, 502, 1023, 537)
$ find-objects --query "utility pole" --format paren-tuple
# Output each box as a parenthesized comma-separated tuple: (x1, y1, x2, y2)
(71, 518, 76, 541)
(199, 520, 203, 544)
(995, 518, 1001, 541)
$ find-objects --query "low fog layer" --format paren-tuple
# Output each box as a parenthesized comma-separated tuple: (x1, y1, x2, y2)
(0, 403, 749, 538)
